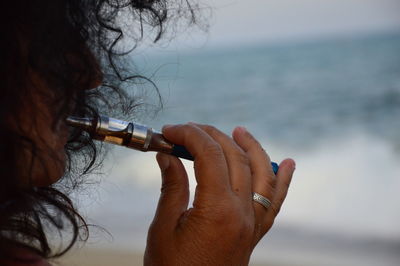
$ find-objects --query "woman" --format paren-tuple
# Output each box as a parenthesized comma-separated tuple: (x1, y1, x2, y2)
(0, 1, 295, 265)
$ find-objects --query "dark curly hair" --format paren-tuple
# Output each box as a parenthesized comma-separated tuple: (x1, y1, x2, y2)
(0, 0, 201, 262)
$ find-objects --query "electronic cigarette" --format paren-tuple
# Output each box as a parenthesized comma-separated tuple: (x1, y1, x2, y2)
(66, 115, 279, 174)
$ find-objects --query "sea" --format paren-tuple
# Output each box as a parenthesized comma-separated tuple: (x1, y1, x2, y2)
(72, 32, 400, 265)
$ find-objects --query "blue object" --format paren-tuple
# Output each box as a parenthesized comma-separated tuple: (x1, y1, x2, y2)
(271, 162, 279, 175)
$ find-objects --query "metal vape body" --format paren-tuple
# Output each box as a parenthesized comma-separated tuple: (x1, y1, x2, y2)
(66, 115, 278, 173)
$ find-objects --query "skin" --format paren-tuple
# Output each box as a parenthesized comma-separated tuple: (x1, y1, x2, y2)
(145, 123, 295, 265)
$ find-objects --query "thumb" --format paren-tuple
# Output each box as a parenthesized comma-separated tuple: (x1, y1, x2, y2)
(151, 153, 189, 230)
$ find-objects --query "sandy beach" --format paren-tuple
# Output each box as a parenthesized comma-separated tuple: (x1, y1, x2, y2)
(54, 248, 144, 266)
(54, 247, 296, 266)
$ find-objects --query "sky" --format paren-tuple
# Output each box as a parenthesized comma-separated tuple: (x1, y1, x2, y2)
(171, 0, 400, 48)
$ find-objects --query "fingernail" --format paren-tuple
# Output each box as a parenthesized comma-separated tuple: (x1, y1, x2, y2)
(236, 126, 248, 135)
(157, 153, 170, 171)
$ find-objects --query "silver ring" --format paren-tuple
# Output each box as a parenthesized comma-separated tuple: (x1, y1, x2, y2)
(252, 192, 271, 209)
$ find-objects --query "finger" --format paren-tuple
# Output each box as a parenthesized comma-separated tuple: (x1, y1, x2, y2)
(192, 123, 252, 201)
(151, 153, 189, 232)
(233, 126, 275, 189)
(162, 124, 230, 194)
(232, 127, 276, 231)
(264, 159, 296, 225)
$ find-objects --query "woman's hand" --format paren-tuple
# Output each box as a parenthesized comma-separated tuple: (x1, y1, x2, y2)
(144, 123, 295, 265)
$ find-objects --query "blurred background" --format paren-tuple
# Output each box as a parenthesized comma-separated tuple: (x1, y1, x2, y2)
(60, 1, 400, 265)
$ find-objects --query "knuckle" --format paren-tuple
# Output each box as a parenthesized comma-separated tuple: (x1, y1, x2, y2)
(236, 150, 250, 165)
(262, 219, 275, 234)
(211, 200, 241, 223)
(182, 123, 198, 132)
(249, 139, 269, 156)
(267, 176, 277, 190)
(203, 124, 227, 140)
(241, 217, 254, 235)
(259, 146, 271, 161)
(203, 142, 223, 157)
(203, 124, 218, 134)
(237, 218, 254, 242)
(283, 177, 293, 188)
(181, 123, 201, 140)
(259, 174, 276, 192)
(270, 202, 281, 217)
(247, 133, 260, 145)
(220, 214, 253, 239)
(207, 201, 255, 243)
(160, 181, 180, 194)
